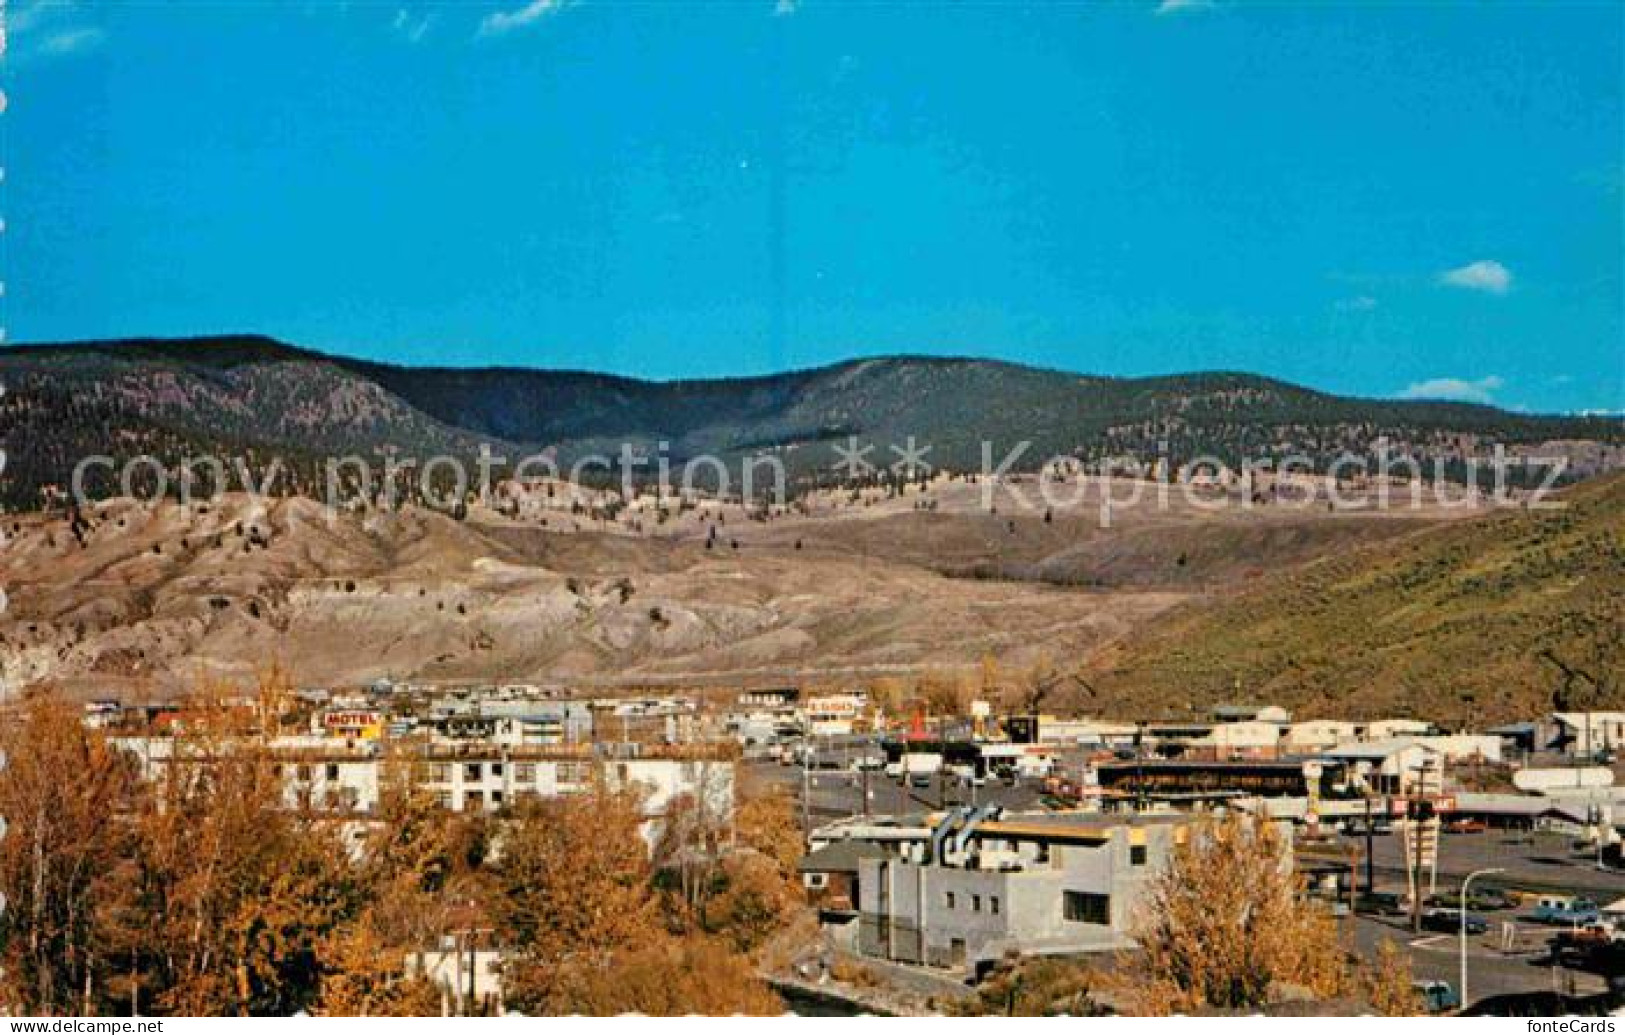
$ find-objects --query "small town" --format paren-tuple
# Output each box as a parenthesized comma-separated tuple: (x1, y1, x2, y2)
(5, 0, 1622, 1025)
(33, 676, 1622, 1017)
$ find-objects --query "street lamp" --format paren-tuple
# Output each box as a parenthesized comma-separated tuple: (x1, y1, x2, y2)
(1459, 866, 1504, 1013)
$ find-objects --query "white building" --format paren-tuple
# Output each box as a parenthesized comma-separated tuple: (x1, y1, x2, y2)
(1550, 712, 1625, 758)
(1321, 738, 1439, 795)
(1284, 720, 1359, 753)
(1416, 733, 1502, 765)
(1198, 720, 1287, 756)
(1364, 718, 1432, 741)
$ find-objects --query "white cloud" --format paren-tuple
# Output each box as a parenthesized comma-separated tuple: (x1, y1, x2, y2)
(1398, 375, 1505, 406)
(38, 25, 103, 54)
(1155, 0, 1214, 15)
(1439, 259, 1512, 295)
(476, 0, 565, 37)
(7, 1, 105, 61)
(391, 8, 433, 43)
(773, 0, 799, 15)
(8, 0, 73, 35)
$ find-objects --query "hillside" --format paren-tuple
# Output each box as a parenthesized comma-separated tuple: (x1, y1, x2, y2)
(0, 490, 1187, 697)
(1085, 473, 1625, 723)
(0, 462, 1495, 698)
(1, 335, 1619, 509)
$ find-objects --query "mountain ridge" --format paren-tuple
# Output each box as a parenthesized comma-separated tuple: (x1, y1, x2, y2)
(0, 332, 1556, 415)
(0, 334, 1619, 510)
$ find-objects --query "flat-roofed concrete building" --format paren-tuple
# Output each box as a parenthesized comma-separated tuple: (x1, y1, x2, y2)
(847, 808, 1185, 976)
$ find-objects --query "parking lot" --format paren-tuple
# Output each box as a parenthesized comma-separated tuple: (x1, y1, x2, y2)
(1317, 824, 1622, 1010)
(754, 756, 1622, 1011)
(1344, 912, 1613, 1013)
(745, 758, 1046, 825)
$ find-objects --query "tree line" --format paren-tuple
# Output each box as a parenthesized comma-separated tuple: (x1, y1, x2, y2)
(0, 691, 800, 1016)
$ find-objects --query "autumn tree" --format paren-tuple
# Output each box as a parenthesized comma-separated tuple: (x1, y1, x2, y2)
(499, 783, 780, 1015)
(651, 762, 733, 916)
(497, 783, 664, 1012)
(917, 669, 974, 719)
(312, 918, 443, 1018)
(1359, 941, 1422, 1017)
(1108, 812, 1358, 1015)
(0, 693, 135, 1014)
(953, 954, 1106, 1017)
(127, 730, 359, 1015)
(315, 760, 487, 1017)
(866, 677, 908, 719)
(538, 938, 781, 1016)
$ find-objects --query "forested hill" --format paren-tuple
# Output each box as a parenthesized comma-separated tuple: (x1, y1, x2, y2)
(0, 334, 1619, 507)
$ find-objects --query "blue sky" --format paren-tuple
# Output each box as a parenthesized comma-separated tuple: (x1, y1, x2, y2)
(6, 0, 1623, 414)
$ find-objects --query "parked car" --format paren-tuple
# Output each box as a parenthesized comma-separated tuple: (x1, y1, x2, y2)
(1445, 817, 1487, 834)
(1345, 821, 1394, 837)
(1355, 892, 1408, 917)
(1532, 896, 1601, 926)
(1429, 887, 1515, 912)
(1422, 908, 1487, 934)
(1413, 980, 1461, 1014)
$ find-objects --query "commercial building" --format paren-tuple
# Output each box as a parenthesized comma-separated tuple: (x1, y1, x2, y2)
(825, 808, 1185, 976)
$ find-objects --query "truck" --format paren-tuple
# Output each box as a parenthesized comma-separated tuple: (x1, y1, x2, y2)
(901, 752, 943, 787)
(1532, 895, 1601, 926)
(1412, 980, 1460, 1014)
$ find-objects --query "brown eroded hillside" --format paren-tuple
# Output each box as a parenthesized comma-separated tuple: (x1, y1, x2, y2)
(0, 474, 1486, 699)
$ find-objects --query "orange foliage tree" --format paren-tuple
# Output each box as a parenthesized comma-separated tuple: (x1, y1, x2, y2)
(0, 693, 136, 1014)
(1110, 812, 1362, 1015)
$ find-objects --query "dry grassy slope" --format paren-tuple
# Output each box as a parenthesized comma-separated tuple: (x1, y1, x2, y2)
(1085, 474, 1625, 723)
(0, 479, 1499, 700)
(0, 494, 1193, 697)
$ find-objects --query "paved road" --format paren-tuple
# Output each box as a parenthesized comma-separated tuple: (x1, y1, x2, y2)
(1343, 913, 1608, 1012)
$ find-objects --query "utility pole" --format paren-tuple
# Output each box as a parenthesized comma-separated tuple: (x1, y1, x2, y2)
(1365, 796, 1376, 903)
(801, 741, 811, 839)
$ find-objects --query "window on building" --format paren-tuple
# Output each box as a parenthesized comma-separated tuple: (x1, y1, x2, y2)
(1063, 891, 1110, 925)
(945, 892, 956, 910)
(1130, 844, 1148, 866)
(558, 761, 590, 785)
(296, 764, 312, 782)
(434, 790, 453, 809)
(466, 790, 484, 811)
(326, 763, 340, 781)
(491, 791, 504, 807)
(516, 763, 535, 783)
(428, 762, 450, 783)
(991, 896, 1001, 916)
(972, 895, 982, 913)
(492, 763, 504, 777)
(464, 763, 482, 782)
